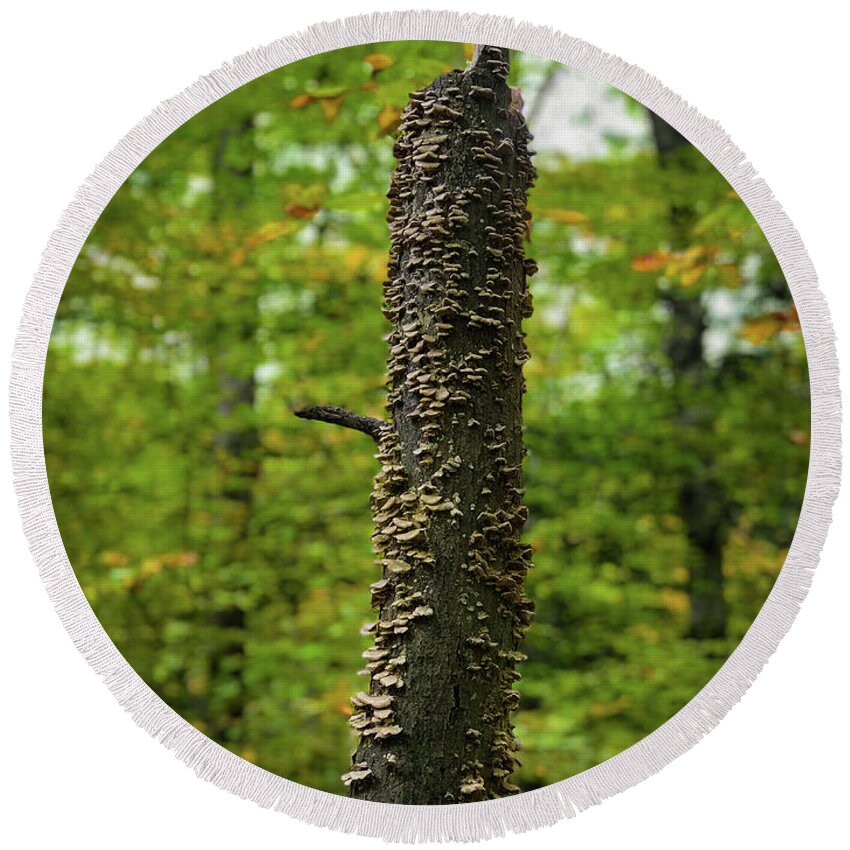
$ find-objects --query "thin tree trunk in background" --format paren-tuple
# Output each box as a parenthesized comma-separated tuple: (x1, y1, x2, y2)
(297, 45, 537, 803)
(649, 113, 729, 640)
(204, 123, 258, 743)
(205, 363, 255, 740)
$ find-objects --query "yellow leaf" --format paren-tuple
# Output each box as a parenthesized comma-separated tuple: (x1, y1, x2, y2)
(372, 259, 389, 286)
(463, 43, 476, 61)
(660, 588, 689, 616)
(539, 208, 589, 225)
(261, 429, 287, 453)
(303, 332, 327, 353)
(671, 565, 689, 584)
(679, 262, 707, 287)
(290, 93, 313, 108)
(186, 674, 208, 696)
(683, 243, 710, 262)
(377, 104, 403, 137)
(100, 550, 129, 567)
(364, 53, 394, 71)
(740, 307, 800, 344)
(587, 694, 630, 719)
(344, 245, 370, 271)
(244, 220, 295, 250)
(140, 557, 162, 578)
(717, 262, 743, 288)
(740, 317, 779, 345)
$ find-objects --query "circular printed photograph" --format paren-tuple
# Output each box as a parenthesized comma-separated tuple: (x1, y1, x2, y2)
(43, 41, 809, 804)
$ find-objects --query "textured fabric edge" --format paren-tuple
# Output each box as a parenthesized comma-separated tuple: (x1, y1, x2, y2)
(8, 9, 841, 843)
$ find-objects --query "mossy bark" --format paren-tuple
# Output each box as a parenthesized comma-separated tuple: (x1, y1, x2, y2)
(297, 46, 536, 804)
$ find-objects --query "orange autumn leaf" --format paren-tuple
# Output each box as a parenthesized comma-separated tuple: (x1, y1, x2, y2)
(364, 53, 394, 72)
(228, 246, 246, 267)
(291, 89, 346, 119)
(631, 251, 670, 272)
(377, 104, 403, 137)
(320, 96, 345, 121)
(771, 305, 801, 331)
(632, 244, 720, 286)
(788, 429, 810, 446)
(741, 306, 801, 344)
(285, 203, 320, 220)
(154, 551, 198, 568)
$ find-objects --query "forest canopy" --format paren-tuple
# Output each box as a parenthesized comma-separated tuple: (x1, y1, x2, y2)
(43, 41, 809, 795)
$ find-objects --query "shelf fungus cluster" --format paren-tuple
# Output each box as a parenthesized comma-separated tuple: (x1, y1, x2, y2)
(297, 46, 537, 805)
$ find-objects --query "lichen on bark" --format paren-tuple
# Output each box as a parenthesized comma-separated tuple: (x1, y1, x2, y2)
(298, 45, 537, 804)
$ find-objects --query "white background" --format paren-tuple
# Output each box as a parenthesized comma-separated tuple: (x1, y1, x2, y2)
(1, 2, 847, 847)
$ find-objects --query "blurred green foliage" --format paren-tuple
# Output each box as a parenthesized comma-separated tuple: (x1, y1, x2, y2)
(43, 41, 808, 795)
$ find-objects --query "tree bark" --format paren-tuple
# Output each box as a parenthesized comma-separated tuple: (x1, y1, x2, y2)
(649, 112, 729, 640)
(297, 45, 537, 803)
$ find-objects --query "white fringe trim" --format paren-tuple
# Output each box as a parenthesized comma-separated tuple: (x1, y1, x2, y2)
(8, 9, 841, 843)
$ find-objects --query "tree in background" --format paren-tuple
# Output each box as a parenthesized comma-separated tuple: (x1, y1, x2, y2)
(515, 85, 807, 782)
(649, 111, 733, 639)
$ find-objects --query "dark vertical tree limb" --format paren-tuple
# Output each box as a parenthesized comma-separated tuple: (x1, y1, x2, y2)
(298, 44, 537, 803)
(650, 113, 730, 640)
(204, 122, 260, 742)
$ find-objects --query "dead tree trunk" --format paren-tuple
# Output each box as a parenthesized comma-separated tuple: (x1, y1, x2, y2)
(296, 45, 536, 803)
